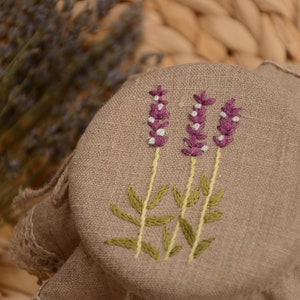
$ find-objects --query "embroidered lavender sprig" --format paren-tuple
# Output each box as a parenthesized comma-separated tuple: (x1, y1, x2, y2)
(134, 85, 170, 259)
(188, 98, 242, 262)
(182, 91, 216, 156)
(165, 91, 215, 260)
(106, 85, 173, 262)
(148, 85, 170, 147)
(213, 98, 241, 148)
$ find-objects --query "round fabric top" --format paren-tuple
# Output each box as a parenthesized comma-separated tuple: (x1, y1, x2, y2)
(69, 62, 300, 299)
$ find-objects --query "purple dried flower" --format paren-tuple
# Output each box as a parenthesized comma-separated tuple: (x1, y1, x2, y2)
(148, 85, 170, 147)
(214, 98, 241, 148)
(182, 91, 215, 156)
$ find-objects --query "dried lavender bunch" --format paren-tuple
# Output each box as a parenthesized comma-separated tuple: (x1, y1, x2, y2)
(0, 0, 142, 225)
(97, 0, 120, 17)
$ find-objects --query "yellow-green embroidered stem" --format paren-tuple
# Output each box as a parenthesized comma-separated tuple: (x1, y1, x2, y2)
(135, 147, 160, 258)
(165, 157, 196, 260)
(189, 148, 221, 262)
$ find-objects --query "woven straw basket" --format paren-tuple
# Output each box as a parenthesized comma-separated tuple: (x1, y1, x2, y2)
(136, 0, 300, 69)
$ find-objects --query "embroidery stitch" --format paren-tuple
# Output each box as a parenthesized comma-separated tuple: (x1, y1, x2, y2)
(110, 204, 140, 225)
(136, 85, 170, 258)
(165, 91, 216, 260)
(128, 186, 143, 214)
(189, 99, 241, 262)
(182, 91, 215, 157)
(165, 156, 196, 260)
(173, 186, 184, 208)
(193, 238, 215, 259)
(106, 184, 173, 260)
(179, 216, 196, 247)
(136, 147, 160, 258)
(110, 201, 174, 227)
(105, 238, 160, 261)
(204, 210, 223, 223)
(147, 185, 170, 209)
(186, 188, 201, 207)
(105, 85, 171, 261)
(106, 90, 241, 263)
(163, 226, 183, 258)
(208, 189, 224, 209)
(200, 173, 210, 196)
(213, 98, 241, 148)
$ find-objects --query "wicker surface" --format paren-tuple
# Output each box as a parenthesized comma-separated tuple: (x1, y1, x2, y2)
(136, 0, 300, 69)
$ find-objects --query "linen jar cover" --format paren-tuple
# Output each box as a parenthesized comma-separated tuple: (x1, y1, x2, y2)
(11, 61, 300, 300)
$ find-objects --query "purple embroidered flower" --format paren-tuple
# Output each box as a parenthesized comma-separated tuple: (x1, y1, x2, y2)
(189, 106, 207, 123)
(218, 118, 238, 135)
(149, 132, 168, 147)
(221, 98, 241, 118)
(148, 120, 169, 132)
(149, 85, 168, 101)
(182, 91, 216, 156)
(150, 102, 170, 120)
(214, 98, 241, 148)
(184, 136, 206, 148)
(193, 91, 216, 106)
(213, 135, 233, 148)
(186, 122, 206, 137)
(148, 86, 170, 147)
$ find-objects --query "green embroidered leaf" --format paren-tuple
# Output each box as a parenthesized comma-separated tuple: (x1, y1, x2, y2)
(187, 188, 200, 207)
(208, 189, 225, 209)
(105, 238, 160, 261)
(105, 237, 137, 249)
(173, 186, 184, 208)
(147, 185, 170, 209)
(200, 173, 210, 196)
(145, 215, 174, 226)
(193, 238, 215, 259)
(163, 226, 170, 251)
(204, 210, 223, 223)
(179, 216, 195, 247)
(110, 204, 140, 226)
(170, 245, 183, 257)
(127, 186, 143, 214)
(141, 241, 161, 261)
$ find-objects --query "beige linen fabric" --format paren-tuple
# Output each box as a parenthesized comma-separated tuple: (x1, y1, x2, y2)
(11, 196, 80, 281)
(32, 244, 140, 300)
(11, 62, 300, 299)
(69, 62, 300, 299)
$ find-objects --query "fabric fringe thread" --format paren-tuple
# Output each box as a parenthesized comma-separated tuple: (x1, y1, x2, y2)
(10, 206, 64, 283)
(12, 152, 74, 209)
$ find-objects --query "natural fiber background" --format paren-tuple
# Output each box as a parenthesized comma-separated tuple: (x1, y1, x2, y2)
(2, 0, 300, 298)
(137, 0, 300, 69)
